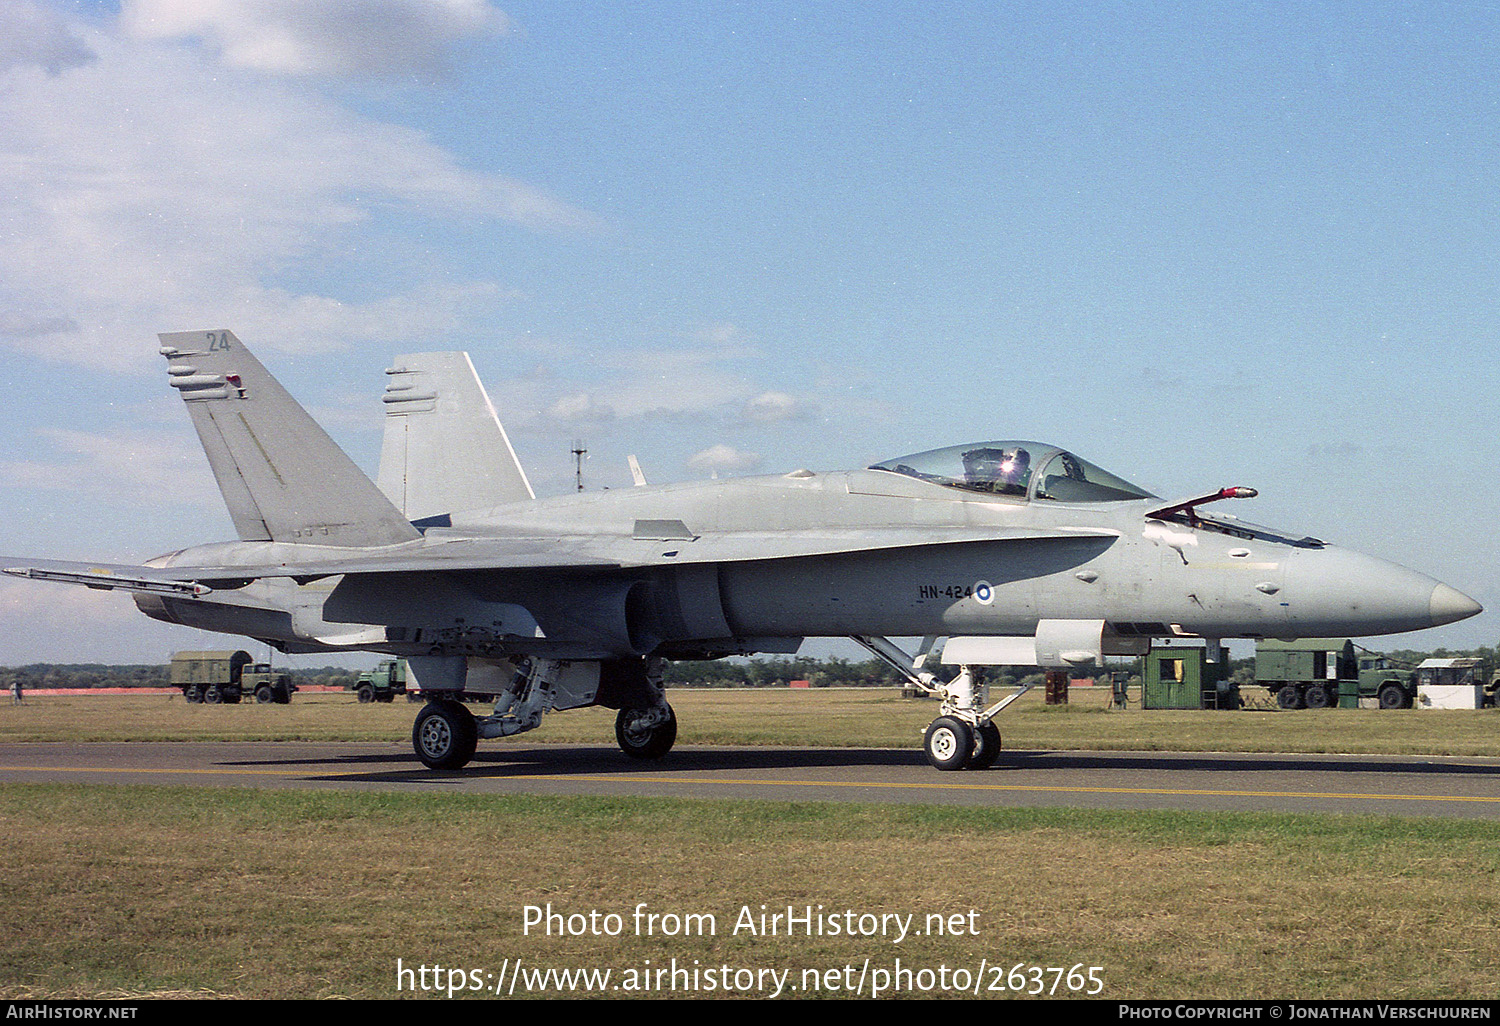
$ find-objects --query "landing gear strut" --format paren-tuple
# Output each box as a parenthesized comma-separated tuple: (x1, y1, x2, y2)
(918, 665, 1018, 771)
(407, 656, 680, 770)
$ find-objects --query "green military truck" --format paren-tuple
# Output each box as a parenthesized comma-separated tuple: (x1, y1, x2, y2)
(1254, 639, 1414, 709)
(352, 659, 408, 703)
(1358, 652, 1417, 709)
(171, 650, 296, 704)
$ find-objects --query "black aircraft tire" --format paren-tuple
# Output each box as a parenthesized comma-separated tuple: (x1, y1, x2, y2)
(616, 704, 677, 760)
(969, 721, 1002, 771)
(924, 716, 973, 771)
(412, 701, 479, 770)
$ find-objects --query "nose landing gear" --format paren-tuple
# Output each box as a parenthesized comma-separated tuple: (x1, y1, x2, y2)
(923, 716, 974, 771)
(851, 635, 1026, 772)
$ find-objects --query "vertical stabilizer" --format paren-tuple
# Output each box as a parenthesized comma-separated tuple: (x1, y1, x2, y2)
(377, 352, 534, 522)
(159, 330, 421, 548)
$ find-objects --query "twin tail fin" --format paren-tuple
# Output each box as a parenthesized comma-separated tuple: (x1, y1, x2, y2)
(160, 330, 421, 548)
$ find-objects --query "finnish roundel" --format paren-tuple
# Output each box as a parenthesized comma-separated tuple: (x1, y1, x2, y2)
(974, 580, 994, 605)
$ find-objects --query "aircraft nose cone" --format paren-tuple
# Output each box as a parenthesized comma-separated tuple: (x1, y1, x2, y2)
(1429, 583, 1483, 627)
(1284, 547, 1482, 636)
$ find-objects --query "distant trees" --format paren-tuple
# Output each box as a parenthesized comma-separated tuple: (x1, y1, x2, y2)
(4, 644, 1497, 690)
(663, 657, 911, 688)
(0, 664, 361, 690)
(1, 664, 168, 690)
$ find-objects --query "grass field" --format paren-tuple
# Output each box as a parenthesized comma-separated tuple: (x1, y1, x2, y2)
(3, 688, 1500, 1001)
(7, 685, 1500, 757)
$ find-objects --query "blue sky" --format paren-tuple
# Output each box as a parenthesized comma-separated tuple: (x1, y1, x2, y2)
(0, 1, 1495, 663)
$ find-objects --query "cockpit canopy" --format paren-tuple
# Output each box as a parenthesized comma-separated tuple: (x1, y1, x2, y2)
(869, 441, 1155, 504)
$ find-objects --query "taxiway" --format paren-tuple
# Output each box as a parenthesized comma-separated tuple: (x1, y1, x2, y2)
(3, 741, 1500, 818)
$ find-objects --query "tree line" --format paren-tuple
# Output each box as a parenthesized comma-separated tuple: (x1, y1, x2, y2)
(0, 664, 362, 690)
(4, 643, 1495, 690)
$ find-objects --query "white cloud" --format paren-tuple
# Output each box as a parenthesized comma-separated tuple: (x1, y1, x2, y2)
(0, 577, 264, 664)
(0, 427, 219, 509)
(743, 390, 812, 424)
(0, 578, 141, 635)
(686, 444, 762, 473)
(121, 0, 508, 78)
(226, 282, 522, 355)
(546, 392, 609, 424)
(525, 344, 818, 428)
(0, 6, 598, 372)
(0, 2, 94, 76)
(550, 369, 749, 422)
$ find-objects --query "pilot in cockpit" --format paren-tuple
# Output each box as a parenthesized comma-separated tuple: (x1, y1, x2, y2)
(961, 446, 1030, 496)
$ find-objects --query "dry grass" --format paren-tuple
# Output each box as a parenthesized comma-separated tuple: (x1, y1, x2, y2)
(6, 689, 1500, 1000)
(7, 687, 1500, 758)
(2, 785, 1499, 1000)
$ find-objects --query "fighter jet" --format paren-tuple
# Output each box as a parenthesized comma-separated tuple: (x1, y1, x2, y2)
(3, 331, 1482, 771)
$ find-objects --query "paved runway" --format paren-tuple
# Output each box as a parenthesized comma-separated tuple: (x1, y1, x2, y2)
(4, 740, 1500, 818)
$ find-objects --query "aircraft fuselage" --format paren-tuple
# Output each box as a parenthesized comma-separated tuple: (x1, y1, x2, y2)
(136, 466, 1475, 661)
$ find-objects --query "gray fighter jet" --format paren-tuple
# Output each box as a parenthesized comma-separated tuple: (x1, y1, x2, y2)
(3, 331, 1482, 771)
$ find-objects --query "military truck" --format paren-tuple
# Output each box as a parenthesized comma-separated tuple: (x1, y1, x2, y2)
(170, 650, 296, 704)
(1255, 639, 1357, 709)
(1358, 652, 1417, 709)
(1256, 639, 1428, 709)
(352, 659, 408, 703)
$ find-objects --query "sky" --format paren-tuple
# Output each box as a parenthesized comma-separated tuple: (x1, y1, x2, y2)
(0, 0, 1496, 665)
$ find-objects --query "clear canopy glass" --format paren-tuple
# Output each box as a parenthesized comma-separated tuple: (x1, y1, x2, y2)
(869, 441, 1155, 503)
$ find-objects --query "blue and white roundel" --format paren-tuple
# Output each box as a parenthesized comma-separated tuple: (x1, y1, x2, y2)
(973, 580, 994, 605)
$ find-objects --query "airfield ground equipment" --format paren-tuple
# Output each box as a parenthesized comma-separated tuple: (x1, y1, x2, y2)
(352, 659, 408, 703)
(1142, 643, 1237, 709)
(170, 650, 295, 704)
(1412, 658, 1500, 710)
(1255, 639, 1418, 709)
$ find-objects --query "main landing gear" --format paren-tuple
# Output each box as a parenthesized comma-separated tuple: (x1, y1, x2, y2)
(409, 656, 679, 770)
(412, 699, 479, 770)
(616, 703, 678, 760)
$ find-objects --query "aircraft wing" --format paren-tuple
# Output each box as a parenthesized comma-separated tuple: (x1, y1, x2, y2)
(2, 525, 1117, 592)
(0, 549, 619, 593)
